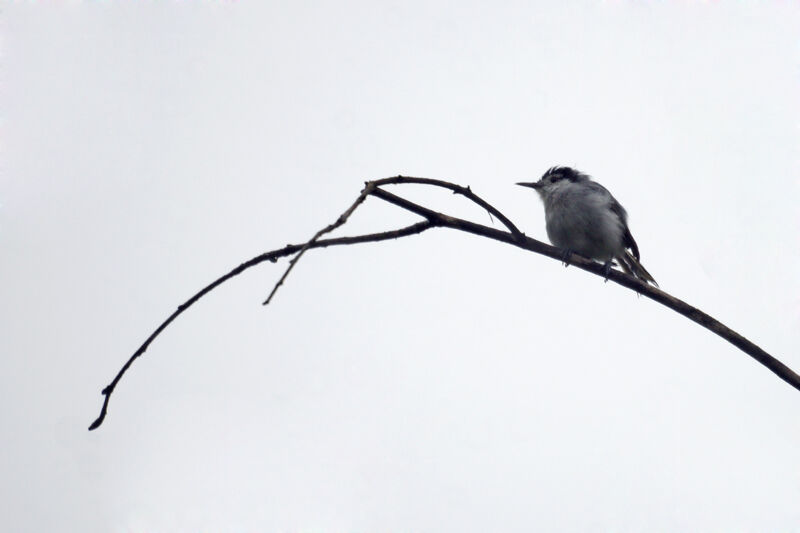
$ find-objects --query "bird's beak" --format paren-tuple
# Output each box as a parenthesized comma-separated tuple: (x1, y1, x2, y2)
(516, 181, 541, 190)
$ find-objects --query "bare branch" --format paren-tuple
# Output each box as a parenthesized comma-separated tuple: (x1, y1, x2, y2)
(88, 221, 435, 430)
(90, 176, 800, 431)
(367, 185, 800, 393)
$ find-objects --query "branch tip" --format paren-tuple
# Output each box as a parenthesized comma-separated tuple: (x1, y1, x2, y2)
(90, 217, 436, 429)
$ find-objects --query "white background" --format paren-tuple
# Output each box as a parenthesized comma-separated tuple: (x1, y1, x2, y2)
(3, 2, 800, 531)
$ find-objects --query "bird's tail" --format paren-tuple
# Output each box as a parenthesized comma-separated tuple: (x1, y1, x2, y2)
(616, 251, 658, 287)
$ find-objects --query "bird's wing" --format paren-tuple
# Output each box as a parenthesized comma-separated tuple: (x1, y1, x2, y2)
(605, 195, 640, 261)
(621, 226, 640, 261)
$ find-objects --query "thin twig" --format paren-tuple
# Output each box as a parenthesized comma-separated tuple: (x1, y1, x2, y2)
(371, 175, 524, 239)
(88, 221, 435, 430)
(262, 182, 377, 305)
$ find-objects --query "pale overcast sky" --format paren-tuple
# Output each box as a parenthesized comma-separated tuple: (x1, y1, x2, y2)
(3, 1, 800, 532)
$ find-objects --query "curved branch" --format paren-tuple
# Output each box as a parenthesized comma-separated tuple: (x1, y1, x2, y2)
(368, 185, 800, 393)
(90, 176, 799, 431)
(88, 221, 435, 430)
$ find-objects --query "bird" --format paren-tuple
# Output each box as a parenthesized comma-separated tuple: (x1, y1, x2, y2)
(517, 166, 657, 286)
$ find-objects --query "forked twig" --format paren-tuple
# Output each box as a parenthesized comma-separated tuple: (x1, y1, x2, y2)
(261, 176, 523, 306)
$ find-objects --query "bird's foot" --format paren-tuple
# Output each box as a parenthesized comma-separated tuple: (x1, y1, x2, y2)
(560, 248, 574, 268)
(601, 260, 614, 282)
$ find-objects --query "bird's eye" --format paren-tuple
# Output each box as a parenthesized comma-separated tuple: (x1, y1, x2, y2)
(549, 174, 562, 182)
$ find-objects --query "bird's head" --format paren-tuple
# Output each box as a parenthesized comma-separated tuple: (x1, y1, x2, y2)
(517, 166, 587, 198)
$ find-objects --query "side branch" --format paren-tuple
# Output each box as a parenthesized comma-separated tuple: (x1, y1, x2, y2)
(88, 221, 435, 430)
(262, 182, 377, 305)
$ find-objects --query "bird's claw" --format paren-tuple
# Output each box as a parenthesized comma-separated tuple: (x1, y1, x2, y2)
(601, 261, 613, 282)
(560, 248, 573, 267)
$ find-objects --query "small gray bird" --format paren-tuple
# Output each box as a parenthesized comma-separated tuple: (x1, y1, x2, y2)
(517, 166, 657, 285)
